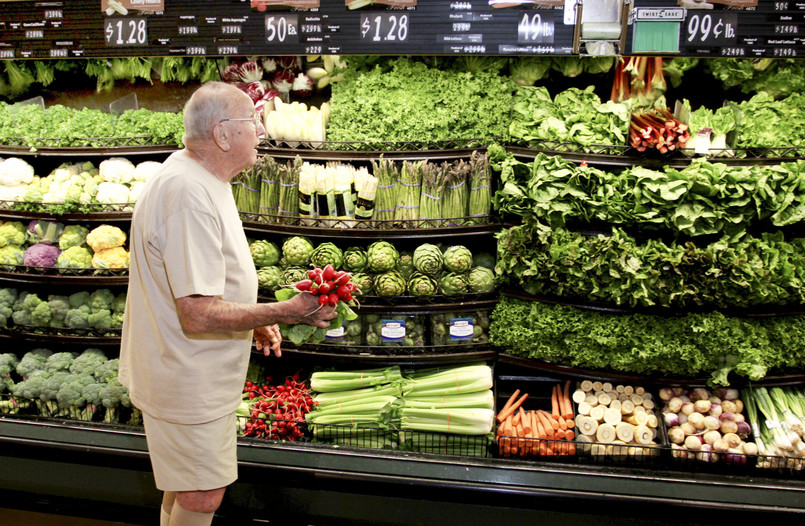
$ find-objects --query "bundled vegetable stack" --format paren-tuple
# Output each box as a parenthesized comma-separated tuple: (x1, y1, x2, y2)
(237, 372, 314, 441)
(0, 287, 126, 334)
(629, 108, 689, 154)
(661, 386, 756, 465)
(496, 380, 576, 458)
(575, 381, 660, 459)
(5, 348, 138, 425)
(305, 364, 495, 455)
(744, 385, 805, 469)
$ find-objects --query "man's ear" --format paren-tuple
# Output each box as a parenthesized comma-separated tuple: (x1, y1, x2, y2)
(212, 123, 232, 152)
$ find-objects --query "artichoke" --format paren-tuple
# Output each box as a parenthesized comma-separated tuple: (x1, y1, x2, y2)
(373, 270, 407, 297)
(413, 243, 443, 277)
(443, 245, 473, 273)
(396, 251, 414, 279)
(438, 272, 469, 295)
(310, 242, 344, 269)
(367, 241, 399, 273)
(472, 251, 496, 271)
(350, 272, 374, 296)
(280, 266, 309, 287)
(250, 239, 281, 267)
(257, 266, 284, 291)
(467, 266, 495, 293)
(407, 272, 438, 296)
(343, 246, 368, 272)
(282, 236, 314, 267)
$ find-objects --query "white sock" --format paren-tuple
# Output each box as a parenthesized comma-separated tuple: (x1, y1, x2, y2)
(161, 491, 177, 526)
(168, 501, 215, 526)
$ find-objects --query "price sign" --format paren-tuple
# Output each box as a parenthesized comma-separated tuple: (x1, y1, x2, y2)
(360, 13, 409, 43)
(517, 12, 554, 44)
(684, 13, 737, 46)
(104, 18, 148, 47)
(265, 14, 299, 43)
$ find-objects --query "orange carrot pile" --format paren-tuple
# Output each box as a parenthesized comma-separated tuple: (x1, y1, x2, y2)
(496, 380, 577, 458)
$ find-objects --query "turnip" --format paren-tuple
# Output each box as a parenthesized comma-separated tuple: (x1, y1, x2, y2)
(681, 422, 696, 436)
(666, 396, 683, 413)
(703, 430, 722, 445)
(704, 415, 721, 431)
(709, 402, 723, 418)
(687, 411, 706, 430)
(684, 434, 703, 450)
(693, 399, 712, 414)
(720, 419, 738, 435)
(690, 387, 710, 402)
(723, 432, 742, 449)
(658, 387, 675, 401)
(681, 401, 695, 416)
(713, 438, 730, 453)
(736, 420, 751, 438)
(719, 411, 736, 422)
(742, 442, 758, 455)
(668, 426, 685, 444)
(721, 400, 737, 414)
(697, 443, 714, 463)
(664, 412, 680, 428)
(734, 399, 744, 414)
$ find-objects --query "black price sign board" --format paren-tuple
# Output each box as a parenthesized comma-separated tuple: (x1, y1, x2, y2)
(0, 0, 803, 58)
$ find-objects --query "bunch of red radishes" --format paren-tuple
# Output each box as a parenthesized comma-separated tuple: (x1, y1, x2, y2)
(241, 374, 315, 441)
(294, 264, 358, 306)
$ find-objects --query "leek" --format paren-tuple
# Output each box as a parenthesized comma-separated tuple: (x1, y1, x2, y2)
(400, 407, 495, 435)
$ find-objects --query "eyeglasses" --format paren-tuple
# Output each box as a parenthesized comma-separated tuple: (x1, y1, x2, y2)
(218, 116, 265, 136)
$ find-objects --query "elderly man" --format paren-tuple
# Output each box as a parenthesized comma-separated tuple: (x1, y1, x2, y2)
(119, 81, 335, 526)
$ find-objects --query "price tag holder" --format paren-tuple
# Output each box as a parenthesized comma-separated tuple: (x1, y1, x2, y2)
(360, 13, 409, 43)
(104, 18, 148, 47)
(683, 12, 738, 47)
(632, 8, 685, 54)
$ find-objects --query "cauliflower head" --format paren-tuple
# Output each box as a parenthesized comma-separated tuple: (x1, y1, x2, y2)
(86, 225, 127, 252)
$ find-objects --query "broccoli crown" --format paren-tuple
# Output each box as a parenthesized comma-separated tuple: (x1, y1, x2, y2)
(82, 381, 105, 407)
(13, 373, 49, 399)
(88, 309, 113, 330)
(0, 352, 19, 377)
(69, 348, 108, 376)
(89, 288, 115, 313)
(40, 371, 70, 402)
(94, 358, 119, 383)
(68, 291, 91, 309)
(30, 301, 52, 327)
(0, 304, 11, 328)
(112, 292, 127, 314)
(56, 373, 95, 408)
(21, 292, 44, 312)
(0, 287, 18, 308)
(44, 352, 76, 374)
(100, 378, 126, 408)
(16, 348, 52, 378)
(11, 309, 32, 326)
(64, 306, 91, 329)
(47, 295, 71, 321)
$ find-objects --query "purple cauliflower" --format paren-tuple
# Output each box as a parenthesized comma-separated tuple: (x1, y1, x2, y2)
(24, 243, 62, 268)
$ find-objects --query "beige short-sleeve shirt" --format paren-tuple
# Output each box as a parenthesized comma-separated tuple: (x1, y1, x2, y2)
(119, 150, 257, 424)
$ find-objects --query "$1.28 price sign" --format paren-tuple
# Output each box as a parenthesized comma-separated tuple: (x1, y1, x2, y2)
(104, 18, 148, 47)
(360, 13, 409, 43)
(684, 12, 737, 46)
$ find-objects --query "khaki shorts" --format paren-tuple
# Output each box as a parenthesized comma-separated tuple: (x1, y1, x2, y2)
(142, 411, 238, 492)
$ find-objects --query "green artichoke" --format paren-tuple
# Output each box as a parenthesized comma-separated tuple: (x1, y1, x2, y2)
(438, 272, 469, 295)
(250, 239, 281, 267)
(280, 266, 309, 287)
(467, 266, 495, 293)
(367, 241, 399, 273)
(373, 270, 407, 296)
(443, 245, 473, 273)
(281, 236, 314, 267)
(413, 243, 443, 277)
(396, 251, 414, 280)
(343, 246, 368, 272)
(472, 251, 496, 270)
(407, 272, 438, 296)
(256, 266, 284, 291)
(350, 272, 374, 296)
(310, 242, 343, 269)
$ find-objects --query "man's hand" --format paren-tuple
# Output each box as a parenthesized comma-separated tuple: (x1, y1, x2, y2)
(254, 324, 282, 357)
(285, 292, 338, 328)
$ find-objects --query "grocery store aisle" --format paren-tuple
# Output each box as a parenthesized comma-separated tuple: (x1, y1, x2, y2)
(0, 507, 146, 525)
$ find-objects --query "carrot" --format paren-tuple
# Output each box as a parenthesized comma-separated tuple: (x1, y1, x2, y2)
(535, 420, 547, 456)
(519, 407, 531, 435)
(562, 380, 574, 419)
(496, 392, 528, 423)
(539, 409, 559, 430)
(565, 417, 575, 429)
(556, 413, 567, 431)
(555, 428, 566, 441)
(551, 384, 560, 417)
(498, 388, 520, 419)
(535, 410, 555, 438)
(565, 429, 575, 441)
(500, 415, 513, 456)
(565, 442, 576, 455)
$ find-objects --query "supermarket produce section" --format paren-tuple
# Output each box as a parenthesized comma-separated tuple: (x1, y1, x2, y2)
(3, 32, 805, 524)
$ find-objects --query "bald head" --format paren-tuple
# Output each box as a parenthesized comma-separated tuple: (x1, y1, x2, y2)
(182, 81, 253, 142)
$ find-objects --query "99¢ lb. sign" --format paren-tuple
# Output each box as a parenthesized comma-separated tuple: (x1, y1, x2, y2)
(684, 12, 738, 46)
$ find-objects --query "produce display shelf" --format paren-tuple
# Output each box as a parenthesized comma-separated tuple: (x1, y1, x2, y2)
(257, 138, 497, 161)
(499, 288, 805, 319)
(0, 142, 179, 157)
(1, 415, 804, 524)
(0, 203, 133, 223)
(0, 327, 121, 346)
(0, 268, 128, 287)
(278, 346, 496, 367)
(242, 218, 501, 240)
(496, 353, 805, 389)
(257, 294, 497, 312)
